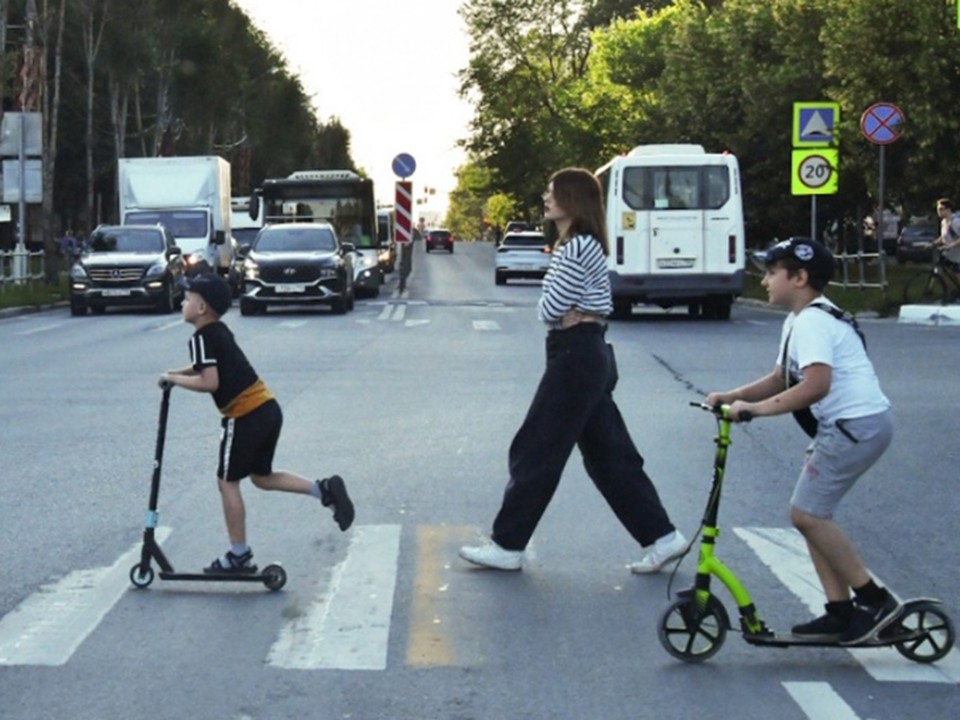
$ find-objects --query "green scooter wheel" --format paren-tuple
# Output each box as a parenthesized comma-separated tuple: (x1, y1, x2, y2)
(893, 601, 955, 664)
(658, 595, 730, 663)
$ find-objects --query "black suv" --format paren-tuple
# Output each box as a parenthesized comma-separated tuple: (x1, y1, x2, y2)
(69, 224, 184, 316)
(237, 222, 355, 315)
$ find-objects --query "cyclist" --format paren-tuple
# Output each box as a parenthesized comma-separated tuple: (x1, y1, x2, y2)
(934, 198, 960, 268)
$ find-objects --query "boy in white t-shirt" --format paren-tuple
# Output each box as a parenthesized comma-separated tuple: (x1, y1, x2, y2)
(934, 198, 960, 266)
(705, 237, 899, 645)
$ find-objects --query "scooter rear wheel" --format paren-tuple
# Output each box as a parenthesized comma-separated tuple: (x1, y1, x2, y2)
(129, 563, 155, 589)
(893, 601, 955, 664)
(261, 564, 287, 591)
(658, 595, 729, 663)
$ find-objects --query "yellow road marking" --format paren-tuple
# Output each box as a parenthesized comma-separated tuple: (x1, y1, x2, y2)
(405, 524, 475, 667)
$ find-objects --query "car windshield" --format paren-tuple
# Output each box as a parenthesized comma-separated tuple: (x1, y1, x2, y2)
(89, 229, 164, 253)
(124, 211, 206, 238)
(503, 235, 547, 248)
(254, 227, 336, 252)
(233, 227, 260, 246)
(903, 222, 936, 238)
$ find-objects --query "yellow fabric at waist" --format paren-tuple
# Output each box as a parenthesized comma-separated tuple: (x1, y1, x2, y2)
(221, 379, 275, 418)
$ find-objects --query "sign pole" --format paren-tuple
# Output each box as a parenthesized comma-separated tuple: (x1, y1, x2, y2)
(810, 196, 816, 241)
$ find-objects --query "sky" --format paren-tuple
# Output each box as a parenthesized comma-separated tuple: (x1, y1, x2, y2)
(232, 0, 474, 217)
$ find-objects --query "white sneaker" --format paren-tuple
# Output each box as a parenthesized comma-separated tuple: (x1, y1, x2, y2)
(459, 540, 523, 570)
(629, 531, 689, 574)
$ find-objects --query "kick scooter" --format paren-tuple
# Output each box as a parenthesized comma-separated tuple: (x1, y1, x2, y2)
(657, 402, 954, 663)
(129, 382, 287, 592)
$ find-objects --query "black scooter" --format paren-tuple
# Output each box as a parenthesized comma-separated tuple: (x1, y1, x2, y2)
(129, 382, 287, 592)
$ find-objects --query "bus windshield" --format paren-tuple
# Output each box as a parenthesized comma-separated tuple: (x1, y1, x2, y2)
(259, 171, 378, 250)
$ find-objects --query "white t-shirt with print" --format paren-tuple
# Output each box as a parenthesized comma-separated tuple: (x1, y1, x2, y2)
(776, 299, 889, 423)
(941, 213, 960, 264)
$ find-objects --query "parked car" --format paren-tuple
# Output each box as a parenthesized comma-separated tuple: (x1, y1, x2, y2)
(237, 222, 355, 315)
(495, 230, 553, 285)
(896, 217, 938, 264)
(69, 224, 183, 316)
(425, 229, 454, 253)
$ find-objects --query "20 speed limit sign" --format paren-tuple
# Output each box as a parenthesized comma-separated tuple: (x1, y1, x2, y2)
(791, 148, 838, 195)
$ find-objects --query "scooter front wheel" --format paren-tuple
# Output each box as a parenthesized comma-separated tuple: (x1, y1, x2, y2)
(658, 595, 729, 663)
(129, 563, 155, 589)
(893, 601, 955, 664)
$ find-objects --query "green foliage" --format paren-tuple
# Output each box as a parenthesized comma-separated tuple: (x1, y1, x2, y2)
(458, 0, 960, 250)
(484, 192, 519, 231)
(1, 0, 358, 235)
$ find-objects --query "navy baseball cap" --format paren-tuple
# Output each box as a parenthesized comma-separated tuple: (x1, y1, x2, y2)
(753, 237, 836, 285)
(180, 272, 232, 316)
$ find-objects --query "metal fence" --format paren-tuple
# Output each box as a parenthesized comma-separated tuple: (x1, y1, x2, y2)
(0, 245, 46, 288)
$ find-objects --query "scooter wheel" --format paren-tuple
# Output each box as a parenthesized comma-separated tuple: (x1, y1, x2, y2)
(657, 595, 729, 663)
(129, 563, 155, 589)
(261, 564, 287, 592)
(894, 601, 955, 664)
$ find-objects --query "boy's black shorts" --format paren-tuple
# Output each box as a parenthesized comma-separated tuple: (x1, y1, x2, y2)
(218, 399, 282, 482)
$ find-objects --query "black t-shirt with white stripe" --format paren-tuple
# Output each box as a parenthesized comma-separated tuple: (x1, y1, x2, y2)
(190, 321, 259, 412)
(537, 234, 612, 327)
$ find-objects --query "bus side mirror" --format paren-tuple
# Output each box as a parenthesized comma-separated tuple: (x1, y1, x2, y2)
(213, 230, 225, 245)
(249, 194, 260, 221)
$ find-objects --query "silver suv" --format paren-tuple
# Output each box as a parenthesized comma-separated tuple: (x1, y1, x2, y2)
(495, 230, 553, 285)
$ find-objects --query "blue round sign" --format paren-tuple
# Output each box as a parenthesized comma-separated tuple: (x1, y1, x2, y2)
(860, 103, 905, 145)
(392, 153, 416, 178)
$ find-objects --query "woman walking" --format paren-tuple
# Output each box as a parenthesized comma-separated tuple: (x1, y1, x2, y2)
(459, 168, 686, 573)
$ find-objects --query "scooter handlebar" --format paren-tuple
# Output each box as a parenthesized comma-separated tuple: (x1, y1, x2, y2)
(689, 401, 752, 422)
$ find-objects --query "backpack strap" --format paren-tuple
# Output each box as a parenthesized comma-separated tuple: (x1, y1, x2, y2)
(807, 301, 866, 350)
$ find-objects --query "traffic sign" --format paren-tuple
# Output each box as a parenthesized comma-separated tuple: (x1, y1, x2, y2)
(392, 153, 416, 179)
(793, 102, 839, 147)
(860, 103, 904, 145)
(394, 181, 413, 243)
(791, 149, 838, 196)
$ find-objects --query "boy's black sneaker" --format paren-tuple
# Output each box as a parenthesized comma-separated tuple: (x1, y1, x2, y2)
(791, 612, 849, 641)
(204, 549, 257, 575)
(318, 476, 354, 531)
(840, 593, 903, 645)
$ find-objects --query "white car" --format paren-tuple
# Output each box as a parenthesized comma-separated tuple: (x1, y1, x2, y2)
(495, 230, 553, 285)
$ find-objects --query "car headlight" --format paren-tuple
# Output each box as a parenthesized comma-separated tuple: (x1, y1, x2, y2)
(144, 260, 166, 279)
(356, 253, 377, 270)
(185, 253, 206, 268)
(243, 258, 260, 280)
(69, 264, 88, 280)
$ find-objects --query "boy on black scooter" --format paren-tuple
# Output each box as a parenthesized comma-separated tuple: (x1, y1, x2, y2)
(159, 272, 354, 574)
(705, 237, 899, 645)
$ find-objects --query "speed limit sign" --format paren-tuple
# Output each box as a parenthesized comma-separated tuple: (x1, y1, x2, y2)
(791, 148, 838, 195)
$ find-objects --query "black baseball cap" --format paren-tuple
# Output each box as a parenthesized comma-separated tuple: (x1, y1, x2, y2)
(753, 237, 835, 285)
(179, 272, 232, 316)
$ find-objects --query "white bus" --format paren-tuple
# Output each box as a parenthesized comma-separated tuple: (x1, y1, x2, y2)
(596, 144, 745, 320)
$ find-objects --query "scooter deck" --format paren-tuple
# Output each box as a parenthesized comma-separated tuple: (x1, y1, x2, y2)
(743, 626, 924, 649)
(158, 571, 269, 583)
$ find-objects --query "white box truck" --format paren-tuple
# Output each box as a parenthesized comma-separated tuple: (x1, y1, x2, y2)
(117, 156, 233, 279)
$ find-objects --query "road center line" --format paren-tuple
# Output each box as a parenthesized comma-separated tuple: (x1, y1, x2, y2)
(267, 524, 401, 670)
(406, 525, 474, 667)
(16, 323, 63, 336)
(0, 527, 172, 666)
(735, 527, 960, 683)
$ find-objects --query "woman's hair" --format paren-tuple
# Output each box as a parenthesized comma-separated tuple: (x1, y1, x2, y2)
(549, 167, 609, 256)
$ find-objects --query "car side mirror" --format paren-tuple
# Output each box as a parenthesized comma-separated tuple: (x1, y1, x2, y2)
(341, 242, 356, 254)
(168, 246, 182, 257)
(237, 243, 251, 257)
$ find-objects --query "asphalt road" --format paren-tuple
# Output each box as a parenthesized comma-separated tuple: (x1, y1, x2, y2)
(0, 240, 957, 720)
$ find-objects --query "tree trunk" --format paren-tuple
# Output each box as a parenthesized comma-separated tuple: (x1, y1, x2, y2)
(39, 0, 67, 253)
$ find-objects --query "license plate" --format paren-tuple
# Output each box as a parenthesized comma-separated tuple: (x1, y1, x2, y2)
(101, 288, 132, 297)
(656, 258, 696, 269)
(275, 283, 306, 294)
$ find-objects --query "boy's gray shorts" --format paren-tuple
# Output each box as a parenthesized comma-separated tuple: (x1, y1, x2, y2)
(791, 410, 893, 519)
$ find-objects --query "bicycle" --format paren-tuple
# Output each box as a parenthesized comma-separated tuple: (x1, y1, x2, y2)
(656, 402, 955, 664)
(901, 247, 960, 305)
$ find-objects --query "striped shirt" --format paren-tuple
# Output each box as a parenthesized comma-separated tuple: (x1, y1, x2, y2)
(537, 234, 613, 327)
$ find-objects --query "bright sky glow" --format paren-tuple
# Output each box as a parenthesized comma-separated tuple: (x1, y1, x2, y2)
(232, 0, 473, 217)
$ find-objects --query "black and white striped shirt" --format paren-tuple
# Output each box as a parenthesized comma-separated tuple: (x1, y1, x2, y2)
(537, 234, 613, 327)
